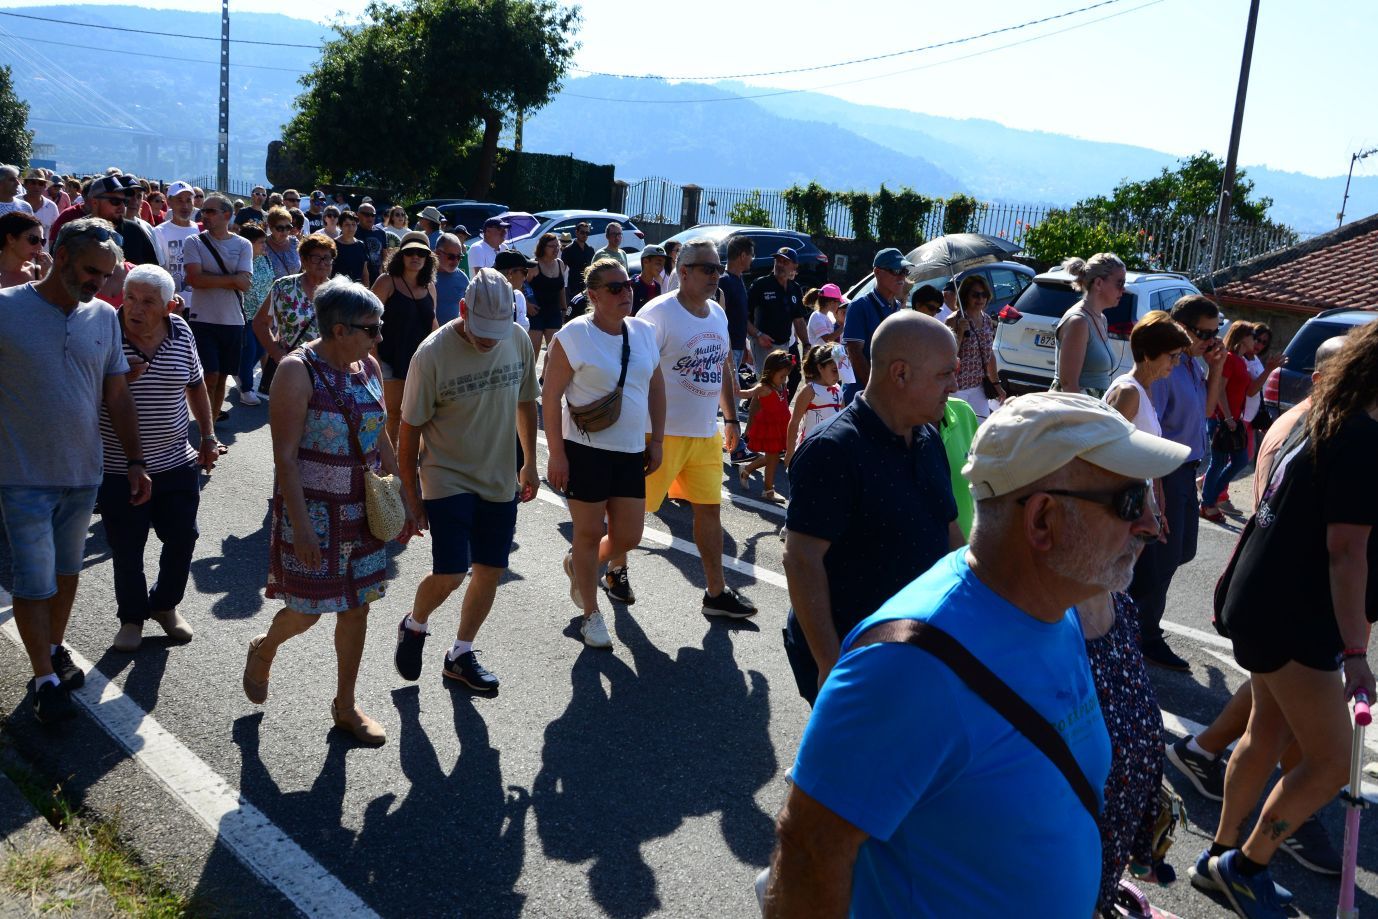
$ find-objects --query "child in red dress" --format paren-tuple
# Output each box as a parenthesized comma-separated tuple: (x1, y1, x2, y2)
(739, 350, 793, 503)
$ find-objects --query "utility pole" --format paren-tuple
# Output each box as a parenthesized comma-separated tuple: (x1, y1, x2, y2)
(1338, 147, 1377, 228)
(1208, 0, 1260, 278)
(217, 0, 230, 191)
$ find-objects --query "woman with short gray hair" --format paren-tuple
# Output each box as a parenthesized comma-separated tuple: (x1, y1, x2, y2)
(246, 275, 418, 746)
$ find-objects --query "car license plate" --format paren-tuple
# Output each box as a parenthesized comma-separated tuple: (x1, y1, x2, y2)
(1034, 332, 1057, 349)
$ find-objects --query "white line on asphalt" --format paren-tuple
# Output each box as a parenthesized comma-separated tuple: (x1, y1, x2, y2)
(0, 590, 380, 919)
(532, 430, 788, 519)
(1160, 619, 1234, 651)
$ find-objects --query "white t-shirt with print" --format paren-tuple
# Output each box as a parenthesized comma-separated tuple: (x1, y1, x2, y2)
(638, 291, 730, 438)
(154, 221, 201, 311)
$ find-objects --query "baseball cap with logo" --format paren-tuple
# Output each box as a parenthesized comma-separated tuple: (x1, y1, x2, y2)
(166, 180, 195, 199)
(87, 175, 131, 199)
(464, 268, 515, 340)
(962, 392, 1190, 500)
(773, 247, 799, 263)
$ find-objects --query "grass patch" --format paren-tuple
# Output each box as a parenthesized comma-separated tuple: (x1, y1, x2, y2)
(1, 753, 195, 918)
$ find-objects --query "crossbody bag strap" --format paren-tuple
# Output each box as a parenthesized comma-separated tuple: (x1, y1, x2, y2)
(616, 322, 630, 388)
(851, 618, 1100, 820)
(198, 232, 243, 307)
(301, 350, 368, 467)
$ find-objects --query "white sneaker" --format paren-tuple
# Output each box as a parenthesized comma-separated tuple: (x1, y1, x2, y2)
(580, 611, 612, 648)
(563, 549, 582, 608)
(239, 389, 261, 406)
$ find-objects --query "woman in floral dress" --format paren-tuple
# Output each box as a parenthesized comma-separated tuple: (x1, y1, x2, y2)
(252, 233, 334, 369)
(243, 276, 417, 746)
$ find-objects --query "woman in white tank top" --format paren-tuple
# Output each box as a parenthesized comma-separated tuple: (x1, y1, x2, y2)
(785, 344, 844, 466)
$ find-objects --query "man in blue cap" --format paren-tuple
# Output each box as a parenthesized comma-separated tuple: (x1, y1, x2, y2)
(747, 246, 807, 381)
(468, 216, 510, 271)
(842, 248, 912, 404)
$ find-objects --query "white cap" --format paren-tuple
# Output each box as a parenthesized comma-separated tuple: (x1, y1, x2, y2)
(963, 392, 1190, 500)
(166, 180, 194, 199)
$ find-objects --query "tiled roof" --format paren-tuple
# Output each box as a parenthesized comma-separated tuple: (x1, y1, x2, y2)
(1197, 212, 1378, 313)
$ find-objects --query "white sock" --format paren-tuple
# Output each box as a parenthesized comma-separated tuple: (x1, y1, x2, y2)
(49, 644, 60, 655)
(35, 673, 59, 689)
(1186, 736, 1217, 760)
(403, 615, 428, 634)
(447, 639, 474, 660)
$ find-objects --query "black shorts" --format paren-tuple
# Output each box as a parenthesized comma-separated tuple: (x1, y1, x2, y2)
(189, 321, 243, 375)
(1224, 608, 1343, 674)
(564, 439, 645, 504)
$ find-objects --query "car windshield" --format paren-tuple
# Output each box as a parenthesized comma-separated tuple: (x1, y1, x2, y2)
(1284, 318, 1374, 372)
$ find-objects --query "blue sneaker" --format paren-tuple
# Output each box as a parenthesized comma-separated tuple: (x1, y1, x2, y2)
(1208, 850, 1286, 919)
(1191, 848, 1294, 906)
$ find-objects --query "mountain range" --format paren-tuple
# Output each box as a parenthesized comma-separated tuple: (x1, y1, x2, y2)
(2, 5, 1372, 234)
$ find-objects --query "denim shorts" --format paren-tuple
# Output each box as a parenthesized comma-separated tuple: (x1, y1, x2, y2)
(0, 485, 99, 599)
(424, 492, 519, 575)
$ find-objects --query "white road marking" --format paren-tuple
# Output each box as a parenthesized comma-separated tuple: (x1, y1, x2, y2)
(1160, 619, 1234, 651)
(0, 590, 380, 919)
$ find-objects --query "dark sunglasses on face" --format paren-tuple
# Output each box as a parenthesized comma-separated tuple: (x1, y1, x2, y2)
(1017, 480, 1150, 522)
(271, 224, 290, 231)
(350, 322, 383, 338)
(1190, 326, 1218, 340)
(24, 234, 44, 245)
(598, 280, 634, 295)
(438, 251, 462, 261)
(684, 263, 724, 276)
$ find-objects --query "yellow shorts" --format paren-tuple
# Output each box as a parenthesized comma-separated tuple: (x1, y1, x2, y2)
(644, 433, 723, 513)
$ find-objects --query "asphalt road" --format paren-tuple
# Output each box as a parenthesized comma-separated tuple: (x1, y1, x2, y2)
(1, 395, 1374, 919)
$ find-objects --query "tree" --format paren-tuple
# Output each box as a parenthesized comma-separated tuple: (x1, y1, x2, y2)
(728, 191, 772, 228)
(284, 0, 579, 197)
(1022, 212, 1144, 271)
(1072, 151, 1274, 226)
(0, 65, 34, 167)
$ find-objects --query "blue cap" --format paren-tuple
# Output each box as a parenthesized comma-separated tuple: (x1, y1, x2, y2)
(773, 247, 799, 263)
(483, 216, 510, 230)
(873, 247, 913, 271)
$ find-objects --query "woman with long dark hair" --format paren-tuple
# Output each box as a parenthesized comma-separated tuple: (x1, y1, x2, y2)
(0, 211, 47, 289)
(371, 231, 437, 446)
(527, 231, 568, 358)
(1203, 322, 1378, 917)
(945, 274, 1006, 419)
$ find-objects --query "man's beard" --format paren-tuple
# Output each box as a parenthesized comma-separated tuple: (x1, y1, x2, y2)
(1045, 501, 1141, 594)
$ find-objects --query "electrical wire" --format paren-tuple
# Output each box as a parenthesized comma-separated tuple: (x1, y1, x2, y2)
(0, 29, 311, 73)
(0, 8, 323, 48)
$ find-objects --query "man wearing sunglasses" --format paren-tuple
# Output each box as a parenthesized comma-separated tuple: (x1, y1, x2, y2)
(20, 169, 59, 233)
(48, 174, 160, 267)
(768, 391, 1187, 919)
(747, 247, 807, 383)
(1127, 293, 1227, 671)
(432, 233, 470, 325)
(842, 247, 912, 405)
(153, 182, 200, 313)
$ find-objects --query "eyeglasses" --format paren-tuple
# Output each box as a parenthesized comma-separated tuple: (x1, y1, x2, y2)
(270, 224, 290, 232)
(438, 251, 462, 261)
(1017, 480, 1150, 522)
(1189, 326, 1219, 340)
(683, 263, 724, 276)
(597, 280, 634, 295)
(306, 254, 334, 265)
(350, 322, 383, 338)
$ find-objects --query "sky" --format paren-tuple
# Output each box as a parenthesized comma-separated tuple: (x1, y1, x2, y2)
(2, 0, 1374, 179)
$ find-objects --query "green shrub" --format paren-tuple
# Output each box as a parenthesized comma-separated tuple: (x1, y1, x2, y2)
(1022, 211, 1146, 270)
(728, 190, 772, 228)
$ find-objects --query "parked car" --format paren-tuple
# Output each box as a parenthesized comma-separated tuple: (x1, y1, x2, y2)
(844, 260, 1034, 315)
(993, 268, 1200, 394)
(508, 209, 645, 259)
(652, 225, 829, 287)
(1262, 307, 1377, 412)
(433, 201, 509, 236)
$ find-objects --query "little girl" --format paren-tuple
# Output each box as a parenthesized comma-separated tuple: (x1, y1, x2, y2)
(784, 345, 844, 467)
(738, 350, 794, 503)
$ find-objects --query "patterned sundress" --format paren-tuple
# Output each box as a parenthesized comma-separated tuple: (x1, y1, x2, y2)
(266, 348, 389, 613)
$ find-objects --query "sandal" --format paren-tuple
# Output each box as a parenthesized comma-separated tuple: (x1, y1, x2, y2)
(738, 467, 750, 489)
(331, 699, 386, 746)
(242, 634, 271, 705)
(1199, 505, 1225, 523)
(762, 489, 787, 504)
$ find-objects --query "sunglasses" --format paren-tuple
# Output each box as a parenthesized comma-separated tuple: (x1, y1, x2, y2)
(1018, 481, 1150, 522)
(438, 251, 462, 261)
(598, 280, 634, 295)
(965, 290, 992, 300)
(683, 263, 724, 276)
(270, 224, 290, 232)
(97, 195, 128, 205)
(350, 322, 383, 338)
(24, 234, 44, 245)
(70, 225, 123, 247)
(284, 197, 300, 203)
(1189, 326, 1219, 340)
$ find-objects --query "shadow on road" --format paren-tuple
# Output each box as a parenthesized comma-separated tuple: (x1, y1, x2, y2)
(192, 503, 272, 620)
(533, 613, 776, 918)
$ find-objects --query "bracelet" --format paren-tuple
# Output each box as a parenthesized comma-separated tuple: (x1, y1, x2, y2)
(1342, 648, 1368, 660)
(724, 419, 740, 425)
(201, 434, 218, 442)
(127, 459, 147, 467)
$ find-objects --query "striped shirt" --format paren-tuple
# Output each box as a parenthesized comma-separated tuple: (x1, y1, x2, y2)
(100, 314, 204, 475)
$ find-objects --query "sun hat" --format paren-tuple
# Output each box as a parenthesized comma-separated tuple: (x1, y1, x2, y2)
(415, 205, 444, 225)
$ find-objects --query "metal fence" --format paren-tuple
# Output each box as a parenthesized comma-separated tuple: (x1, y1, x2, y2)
(621, 175, 1301, 274)
(192, 176, 261, 199)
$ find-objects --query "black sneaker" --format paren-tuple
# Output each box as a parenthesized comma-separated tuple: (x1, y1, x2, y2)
(50, 645, 84, 691)
(1166, 735, 1224, 801)
(443, 650, 499, 691)
(1141, 637, 1190, 672)
(1280, 814, 1342, 875)
(729, 447, 760, 466)
(602, 566, 636, 605)
(394, 617, 427, 681)
(30, 679, 75, 724)
(702, 586, 757, 619)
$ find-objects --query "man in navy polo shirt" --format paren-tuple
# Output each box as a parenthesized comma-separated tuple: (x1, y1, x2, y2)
(781, 311, 963, 704)
(747, 247, 807, 380)
(841, 247, 911, 404)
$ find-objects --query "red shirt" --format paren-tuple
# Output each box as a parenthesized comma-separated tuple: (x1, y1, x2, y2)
(1216, 351, 1249, 420)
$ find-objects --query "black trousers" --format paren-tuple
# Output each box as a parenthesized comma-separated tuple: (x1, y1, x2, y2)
(99, 464, 201, 623)
(1127, 460, 1199, 643)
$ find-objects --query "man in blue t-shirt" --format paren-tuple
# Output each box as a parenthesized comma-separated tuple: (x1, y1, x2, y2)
(841, 247, 911, 404)
(432, 233, 470, 326)
(765, 392, 1189, 918)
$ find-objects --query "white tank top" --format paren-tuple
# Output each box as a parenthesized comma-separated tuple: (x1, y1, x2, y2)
(1105, 373, 1161, 437)
(799, 382, 843, 443)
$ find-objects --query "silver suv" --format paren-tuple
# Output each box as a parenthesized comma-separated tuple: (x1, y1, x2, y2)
(994, 268, 1201, 394)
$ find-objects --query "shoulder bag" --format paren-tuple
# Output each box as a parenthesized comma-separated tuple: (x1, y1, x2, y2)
(851, 617, 1100, 820)
(196, 232, 244, 311)
(568, 322, 629, 436)
(302, 352, 406, 542)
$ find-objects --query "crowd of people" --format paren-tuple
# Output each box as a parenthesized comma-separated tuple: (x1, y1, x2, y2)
(1, 166, 1374, 919)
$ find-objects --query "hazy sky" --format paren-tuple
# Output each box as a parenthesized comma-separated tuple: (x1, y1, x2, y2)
(3, 0, 1373, 178)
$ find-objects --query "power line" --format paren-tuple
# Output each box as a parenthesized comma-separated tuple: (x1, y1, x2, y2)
(0, 8, 322, 48)
(0, 29, 310, 73)
(570, 0, 1133, 82)
(563, 0, 1165, 105)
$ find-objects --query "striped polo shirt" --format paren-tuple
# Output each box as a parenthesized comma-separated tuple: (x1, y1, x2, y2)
(100, 313, 204, 475)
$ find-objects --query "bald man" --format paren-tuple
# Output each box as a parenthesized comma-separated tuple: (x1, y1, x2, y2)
(782, 312, 965, 704)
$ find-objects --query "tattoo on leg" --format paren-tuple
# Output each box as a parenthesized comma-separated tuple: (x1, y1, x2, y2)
(1264, 816, 1291, 841)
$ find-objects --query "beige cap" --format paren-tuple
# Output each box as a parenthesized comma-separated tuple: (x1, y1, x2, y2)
(464, 268, 515, 340)
(963, 392, 1190, 500)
